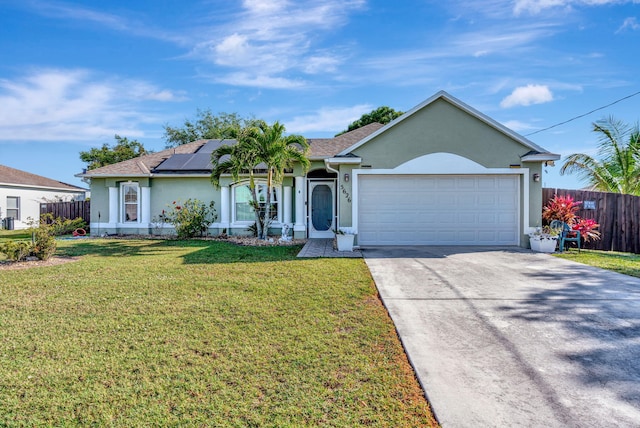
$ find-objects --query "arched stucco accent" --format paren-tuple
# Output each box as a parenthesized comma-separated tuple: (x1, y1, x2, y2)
(393, 152, 490, 174)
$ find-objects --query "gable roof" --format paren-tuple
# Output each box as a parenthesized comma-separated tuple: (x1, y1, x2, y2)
(337, 90, 560, 161)
(80, 124, 384, 178)
(0, 164, 86, 191)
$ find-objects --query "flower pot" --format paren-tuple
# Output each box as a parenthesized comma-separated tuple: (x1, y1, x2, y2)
(531, 238, 557, 253)
(336, 234, 354, 252)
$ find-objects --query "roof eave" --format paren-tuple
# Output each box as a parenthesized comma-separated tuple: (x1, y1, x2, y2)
(521, 153, 561, 162)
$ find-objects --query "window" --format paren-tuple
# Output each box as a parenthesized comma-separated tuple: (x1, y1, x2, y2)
(122, 183, 139, 222)
(6, 197, 19, 220)
(233, 183, 279, 223)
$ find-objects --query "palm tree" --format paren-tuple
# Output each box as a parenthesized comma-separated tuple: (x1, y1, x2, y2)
(560, 116, 640, 195)
(210, 121, 310, 239)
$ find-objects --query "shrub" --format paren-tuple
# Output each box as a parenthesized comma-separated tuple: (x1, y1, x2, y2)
(164, 199, 218, 239)
(0, 241, 32, 261)
(573, 218, 601, 242)
(542, 194, 581, 225)
(32, 225, 57, 260)
(40, 213, 87, 236)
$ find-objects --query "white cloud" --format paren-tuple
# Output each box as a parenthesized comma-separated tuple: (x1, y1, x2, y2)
(286, 104, 374, 134)
(617, 16, 640, 32)
(500, 84, 554, 108)
(514, 0, 640, 15)
(26, 0, 187, 44)
(192, 0, 366, 88)
(0, 69, 182, 141)
(502, 119, 537, 131)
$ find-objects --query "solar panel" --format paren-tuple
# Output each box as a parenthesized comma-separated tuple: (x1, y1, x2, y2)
(154, 154, 192, 171)
(153, 139, 237, 172)
(197, 139, 236, 153)
(183, 153, 213, 170)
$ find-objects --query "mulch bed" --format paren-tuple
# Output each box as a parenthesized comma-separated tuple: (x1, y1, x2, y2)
(0, 256, 80, 271)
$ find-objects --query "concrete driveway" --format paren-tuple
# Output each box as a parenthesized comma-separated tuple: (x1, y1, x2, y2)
(363, 246, 640, 427)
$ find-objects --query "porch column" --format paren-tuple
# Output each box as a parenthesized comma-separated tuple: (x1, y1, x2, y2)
(108, 186, 118, 226)
(220, 186, 230, 228)
(294, 176, 305, 233)
(283, 185, 292, 225)
(140, 186, 151, 225)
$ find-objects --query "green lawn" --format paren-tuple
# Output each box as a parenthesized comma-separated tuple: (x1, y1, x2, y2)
(0, 239, 436, 427)
(0, 229, 32, 242)
(554, 249, 640, 278)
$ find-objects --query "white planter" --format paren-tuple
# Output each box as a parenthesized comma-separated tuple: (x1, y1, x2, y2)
(530, 237, 557, 253)
(336, 234, 355, 251)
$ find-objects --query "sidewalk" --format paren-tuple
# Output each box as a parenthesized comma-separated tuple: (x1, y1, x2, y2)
(297, 238, 362, 258)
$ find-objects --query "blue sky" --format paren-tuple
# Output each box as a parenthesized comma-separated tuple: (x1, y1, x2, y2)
(1, 0, 639, 189)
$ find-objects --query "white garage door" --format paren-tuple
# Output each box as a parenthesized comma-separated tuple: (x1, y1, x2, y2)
(358, 175, 519, 246)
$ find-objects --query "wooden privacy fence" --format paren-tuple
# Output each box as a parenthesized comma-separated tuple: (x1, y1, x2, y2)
(543, 188, 640, 254)
(40, 201, 91, 226)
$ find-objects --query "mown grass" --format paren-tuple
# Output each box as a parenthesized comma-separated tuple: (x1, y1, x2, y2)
(0, 239, 436, 427)
(0, 229, 31, 242)
(554, 249, 640, 278)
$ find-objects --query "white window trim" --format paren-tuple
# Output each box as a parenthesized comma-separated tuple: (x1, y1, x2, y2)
(231, 181, 282, 227)
(120, 182, 140, 224)
(6, 196, 20, 220)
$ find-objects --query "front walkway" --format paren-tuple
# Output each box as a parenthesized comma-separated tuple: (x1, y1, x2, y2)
(297, 238, 362, 258)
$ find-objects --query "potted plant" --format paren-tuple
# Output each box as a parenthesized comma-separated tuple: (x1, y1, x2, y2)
(529, 225, 561, 253)
(334, 227, 356, 251)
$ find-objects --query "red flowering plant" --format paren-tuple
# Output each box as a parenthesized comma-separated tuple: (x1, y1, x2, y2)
(542, 194, 581, 226)
(572, 218, 601, 242)
(542, 194, 601, 243)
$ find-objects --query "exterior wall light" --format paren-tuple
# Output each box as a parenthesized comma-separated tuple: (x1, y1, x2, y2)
(533, 173, 541, 182)
(344, 173, 350, 182)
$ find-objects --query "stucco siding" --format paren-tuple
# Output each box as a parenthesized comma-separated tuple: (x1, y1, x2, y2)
(352, 98, 527, 169)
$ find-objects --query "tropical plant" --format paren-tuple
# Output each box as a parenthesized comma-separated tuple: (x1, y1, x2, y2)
(164, 199, 217, 239)
(542, 194, 581, 225)
(560, 116, 640, 195)
(572, 218, 601, 242)
(210, 121, 310, 240)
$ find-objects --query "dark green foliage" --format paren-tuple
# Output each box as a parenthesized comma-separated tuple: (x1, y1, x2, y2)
(163, 110, 261, 147)
(164, 199, 218, 239)
(80, 135, 150, 170)
(40, 213, 87, 236)
(561, 116, 640, 195)
(336, 106, 403, 136)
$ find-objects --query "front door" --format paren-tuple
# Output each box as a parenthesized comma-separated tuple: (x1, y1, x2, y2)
(309, 181, 335, 238)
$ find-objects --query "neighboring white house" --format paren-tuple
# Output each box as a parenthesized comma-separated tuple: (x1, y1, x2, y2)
(0, 164, 87, 230)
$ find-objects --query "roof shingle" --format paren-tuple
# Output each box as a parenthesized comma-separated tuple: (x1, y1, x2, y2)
(81, 124, 383, 177)
(0, 164, 86, 191)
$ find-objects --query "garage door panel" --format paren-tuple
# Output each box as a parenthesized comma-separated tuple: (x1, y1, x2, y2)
(358, 175, 519, 246)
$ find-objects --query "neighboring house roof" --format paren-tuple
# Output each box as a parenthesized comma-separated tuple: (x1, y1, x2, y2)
(0, 164, 86, 191)
(79, 124, 384, 178)
(337, 90, 560, 162)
